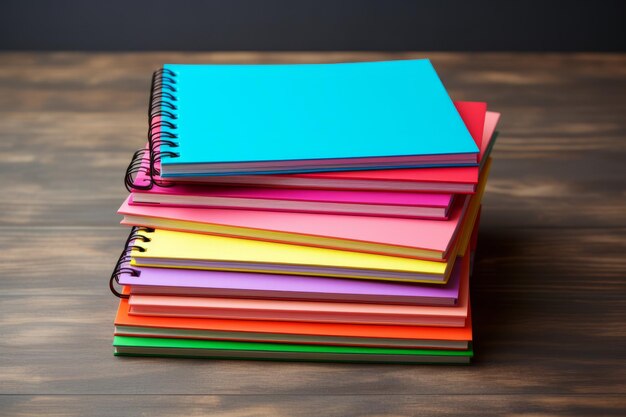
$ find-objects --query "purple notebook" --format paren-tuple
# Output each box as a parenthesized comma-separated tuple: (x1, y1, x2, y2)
(119, 257, 462, 306)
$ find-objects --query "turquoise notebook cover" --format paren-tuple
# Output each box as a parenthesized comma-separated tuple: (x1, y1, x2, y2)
(159, 59, 478, 175)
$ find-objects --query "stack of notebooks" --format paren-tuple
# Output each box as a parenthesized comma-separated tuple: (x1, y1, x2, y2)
(110, 59, 500, 364)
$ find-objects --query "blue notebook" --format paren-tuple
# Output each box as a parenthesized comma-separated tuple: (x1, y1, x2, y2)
(154, 59, 479, 177)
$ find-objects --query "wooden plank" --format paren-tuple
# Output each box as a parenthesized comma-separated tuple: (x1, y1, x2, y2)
(0, 227, 623, 395)
(1, 394, 625, 417)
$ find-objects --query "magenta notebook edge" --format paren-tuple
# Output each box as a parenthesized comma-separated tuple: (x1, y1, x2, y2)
(133, 169, 453, 208)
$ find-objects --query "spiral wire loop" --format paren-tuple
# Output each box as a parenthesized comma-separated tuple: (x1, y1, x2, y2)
(109, 226, 155, 298)
(124, 67, 180, 191)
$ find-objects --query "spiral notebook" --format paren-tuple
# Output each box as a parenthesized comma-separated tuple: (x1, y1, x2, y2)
(119, 157, 489, 261)
(130, 183, 454, 219)
(115, 297, 473, 349)
(127, 254, 468, 326)
(150, 60, 478, 178)
(111, 196, 479, 295)
(128, 228, 452, 283)
(129, 102, 497, 193)
(117, 255, 463, 305)
(113, 336, 473, 363)
(120, 196, 480, 284)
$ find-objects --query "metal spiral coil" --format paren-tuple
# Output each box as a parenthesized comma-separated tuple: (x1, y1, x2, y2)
(109, 226, 155, 298)
(123, 67, 180, 191)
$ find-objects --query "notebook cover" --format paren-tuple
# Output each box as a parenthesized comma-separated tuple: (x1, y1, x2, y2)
(130, 227, 451, 282)
(132, 103, 497, 192)
(115, 296, 472, 342)
(159, 60, 478, 174)
(118, 254, 462, 305)
(113, 336, 473, 363)
(127, 255, 468, 326)
(131, 181, 453, 209)
(296, 109, 499, 184)
(126, 188, 483, 284)
(120, 197, 466, 255)
(124, 179, 496, 282)
(119, 158, 490, 260)
(115, 299, 472, 341)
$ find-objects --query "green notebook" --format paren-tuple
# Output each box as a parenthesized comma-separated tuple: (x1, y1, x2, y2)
(114, 336, 473, 364)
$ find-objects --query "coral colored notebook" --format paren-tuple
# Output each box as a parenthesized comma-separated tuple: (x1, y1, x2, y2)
(119, 254, 463, 305)
(120, 158, 490, 261)
(128, 255, 469, 326)
(115, 295, 473, 350)
(155, 60, 478, 177)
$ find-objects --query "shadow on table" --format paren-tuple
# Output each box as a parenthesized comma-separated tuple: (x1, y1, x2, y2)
(470, 227, 528, 364)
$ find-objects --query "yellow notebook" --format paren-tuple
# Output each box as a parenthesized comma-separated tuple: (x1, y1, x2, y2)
(132, 228, 448, 283)
(122, 159, 491, 261)
(130, 181, 483, 284)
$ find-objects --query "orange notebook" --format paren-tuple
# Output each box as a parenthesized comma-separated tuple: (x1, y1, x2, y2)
(128, 255, 469, 327)
(115, 296, 472, 350)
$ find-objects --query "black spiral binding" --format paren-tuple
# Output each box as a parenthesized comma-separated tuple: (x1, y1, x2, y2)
(109, 226, 155, 298)
(124, 67, 180, 191)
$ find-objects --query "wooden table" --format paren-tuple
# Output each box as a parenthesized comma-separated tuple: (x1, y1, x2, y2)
(0, 53, 624, 416)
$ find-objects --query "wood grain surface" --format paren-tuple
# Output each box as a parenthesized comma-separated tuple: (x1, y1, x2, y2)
(0, 52, 624, 416)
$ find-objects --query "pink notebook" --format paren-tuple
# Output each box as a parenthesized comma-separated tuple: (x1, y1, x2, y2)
(119, 193, 473, 261)
(128, 255, 469, 327)
(131, 181, 454, 219)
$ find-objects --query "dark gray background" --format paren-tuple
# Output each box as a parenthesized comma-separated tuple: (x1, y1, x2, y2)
(1, 0, 625, 51)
